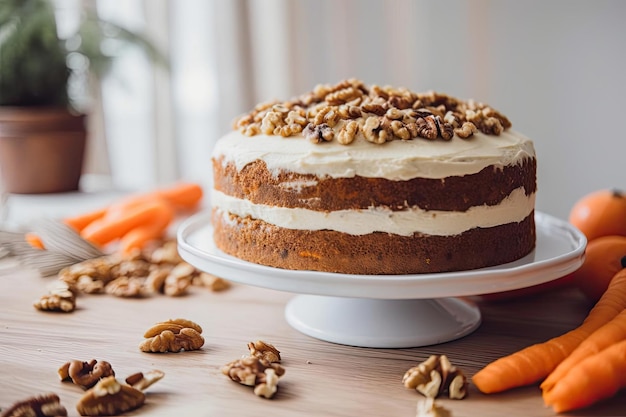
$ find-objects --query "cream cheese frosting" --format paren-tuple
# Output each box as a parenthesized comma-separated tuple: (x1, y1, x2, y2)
(212, 187, 535, 237)
(212, 128, 536, 180)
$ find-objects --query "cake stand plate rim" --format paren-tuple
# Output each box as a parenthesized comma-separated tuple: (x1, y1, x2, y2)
(177, 211, 586, 300)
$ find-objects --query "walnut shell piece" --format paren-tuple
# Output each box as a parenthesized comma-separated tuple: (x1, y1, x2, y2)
(1, 393, 67, 417)
(76, 376, 145, 416)
(58, 359, 115, 389)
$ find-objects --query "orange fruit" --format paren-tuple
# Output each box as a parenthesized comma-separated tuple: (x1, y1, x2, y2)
(571, 235, 626, 304)
(569, 189, 626, 241)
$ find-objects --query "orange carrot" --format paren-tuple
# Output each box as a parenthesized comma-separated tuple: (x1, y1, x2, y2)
(80, 200, 174, 247)
(25, 232, 45, 250)
(118, 202, 174, 254)
(63, 207, 107, 232)
(543, 339, 626, 413)
(119, 223, 168, 255)
(541, 308, 626, 394)
(472, 267, 626, 394)
(154, 182, 203, 210)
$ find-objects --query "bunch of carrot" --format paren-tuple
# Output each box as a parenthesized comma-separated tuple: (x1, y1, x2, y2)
(472, 261, 626, 413)
(59, 182, 203, 254)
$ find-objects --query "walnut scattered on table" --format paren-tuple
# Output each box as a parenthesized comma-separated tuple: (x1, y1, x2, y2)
(248, 340, 281, 363)
(124, 370, 165, 392)
(76, 376, 145, 416)
(55, 239, 231, 303)
(0, 393, 67, 417)
(33, 287, 76, 313)
(58, 359, 116, 389)
(139, 318, 204, 353)
(403, 355, 467, 400)
(222, 341, 285, 399)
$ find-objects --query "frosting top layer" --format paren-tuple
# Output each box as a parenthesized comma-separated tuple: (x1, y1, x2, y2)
(212, 129, 536, 180)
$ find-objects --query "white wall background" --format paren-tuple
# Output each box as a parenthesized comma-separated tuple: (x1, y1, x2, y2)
(84, 0, 626, 220)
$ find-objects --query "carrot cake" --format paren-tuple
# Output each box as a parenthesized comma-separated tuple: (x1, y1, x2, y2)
(210, 79, 536, 275)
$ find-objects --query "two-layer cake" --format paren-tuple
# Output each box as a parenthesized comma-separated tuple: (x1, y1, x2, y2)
(210, 79, 536, 275)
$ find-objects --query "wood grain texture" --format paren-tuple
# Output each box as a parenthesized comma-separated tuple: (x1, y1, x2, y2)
(1, 263, 625, 417)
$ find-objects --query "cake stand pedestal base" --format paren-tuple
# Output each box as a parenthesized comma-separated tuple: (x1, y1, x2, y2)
(285, 295, 481, 348)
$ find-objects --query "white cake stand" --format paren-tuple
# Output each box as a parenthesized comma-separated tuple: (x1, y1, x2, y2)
(177, 212, 586, 348)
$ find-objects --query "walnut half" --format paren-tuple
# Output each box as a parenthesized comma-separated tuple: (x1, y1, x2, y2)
(58, 359, 115, 389)
(76, 376, 145, 416)
(139, 318, 204, 353)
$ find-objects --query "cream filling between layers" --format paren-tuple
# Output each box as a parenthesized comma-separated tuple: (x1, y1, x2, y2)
(212, 187, 535, 237)
(212, 128, 536, 180)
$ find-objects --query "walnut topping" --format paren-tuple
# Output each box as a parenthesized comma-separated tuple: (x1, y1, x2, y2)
(233, 79, 511, 144)
(76, 376, 145, 416)
(1, 393, 67, 417)
(402, 355, 467, 400)
(139, 318, 204, 353)
(58, 359, 116, 389)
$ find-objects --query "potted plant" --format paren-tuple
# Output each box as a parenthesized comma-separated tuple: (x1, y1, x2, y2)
(0, 0, 160, 193)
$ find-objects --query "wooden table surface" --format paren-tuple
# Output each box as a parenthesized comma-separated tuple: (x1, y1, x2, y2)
(1, 259, 625, 417)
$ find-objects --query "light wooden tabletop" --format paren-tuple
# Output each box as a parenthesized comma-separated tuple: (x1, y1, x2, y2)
(1, 261, 625, 417)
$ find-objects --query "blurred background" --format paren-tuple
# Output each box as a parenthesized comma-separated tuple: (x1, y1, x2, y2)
(4, 0, 626, 220)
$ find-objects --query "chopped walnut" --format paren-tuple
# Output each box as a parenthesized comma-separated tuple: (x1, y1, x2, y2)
(248, 340, 281, 363)
(34, 288, 76, 313)
(415, 398, 451, 417)
(1, 393, 67, 417)
(76, 376, 145, 416)
(194, 272, 231, 291)
(140, 318, 204, 353)
(147, 240, 182, 264)
(253, 368, 279, 399)
(124, 370, 164, 391)
(105, 276, 146, 298)
(403, 355, 467, 400)
(54, 238, 217, 299)
(222, 355, 285, 388)
(232, 79, 511, 144)
(303, 123, 334, 143)
(162, 262, 194, 296)
(58, 359, 115, 389)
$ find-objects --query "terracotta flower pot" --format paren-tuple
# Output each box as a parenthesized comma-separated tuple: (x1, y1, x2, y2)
(0, 107, 87, 194)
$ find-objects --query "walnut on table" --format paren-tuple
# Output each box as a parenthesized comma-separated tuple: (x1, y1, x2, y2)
(58, 359, 115, 390)
(403, 355, 467, 400)
(247, 340, 281, 363)
(0, 393, 67, 417)
(33, 288, 76, 313)
(139, 318, 204, 353)
(76, 376, 145, 416)
(124, 369, 165, 391)
(222, 344, 285, 399)
(55, 238, 230, 301)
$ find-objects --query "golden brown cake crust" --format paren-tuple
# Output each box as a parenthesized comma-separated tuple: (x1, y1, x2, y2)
(212, 209, 536, 275)
(213, 157, 537, 212)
